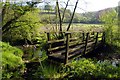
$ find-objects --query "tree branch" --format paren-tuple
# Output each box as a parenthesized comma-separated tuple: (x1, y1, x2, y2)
(2, 2, 40, 35)
(67, 0, 79, 31)
(61, 0, 70, 22)
(56, 0, 62, 32)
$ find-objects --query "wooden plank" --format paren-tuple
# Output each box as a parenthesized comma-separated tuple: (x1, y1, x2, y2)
(69, 41, 84, 47)
(48, 53, 65, 63)
(98, 36, 102, 38)
(54, 49, 66, 55)
(48, 40, 83, 52)
(68, 44, 85, 54)
(87, 41, 95, 47)
(88, 39, 94, 43)
(94, 32, 99, 49)
(68, 48, 84, 59)
(85, 48, 94, 54)
(48, 45, 65, 51)
(47, 33, 51, 55)
(86, 46, 94, 51)
(90, 35, 94, 38)
(69, 37, 80, 41)
(83, 33, 89, 54)
(47, 31, 104, 64)
(45, 31, 65, 34)
(48, 39, 65, 44)
(102, 32, 105, 43)
(48, 53, 65, 59)
(65, 33, 70, 64)
(82, 33, 85, 42)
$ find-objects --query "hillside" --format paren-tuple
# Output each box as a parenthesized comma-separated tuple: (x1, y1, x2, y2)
(79, 7, 118, 24)
(40, 6, 118, 24)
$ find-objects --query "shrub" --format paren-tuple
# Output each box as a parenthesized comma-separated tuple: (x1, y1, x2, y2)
(1, 41, 25, 79)
(66, 58, 120, 79)
(33, 60, 65, 79)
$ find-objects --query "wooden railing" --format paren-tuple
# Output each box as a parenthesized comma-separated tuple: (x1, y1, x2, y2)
(46, 31, 105, 64)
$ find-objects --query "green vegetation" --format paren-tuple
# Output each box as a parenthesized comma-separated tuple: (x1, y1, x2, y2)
(33, 61, 65, 79)
(64, 58, 120, 79)
(1, 0, 120, 80)
(2, 1, 42, 45)
(1, 41, 24, 79)
(100, 8, 118, 44)
(23, 58, 120, 79)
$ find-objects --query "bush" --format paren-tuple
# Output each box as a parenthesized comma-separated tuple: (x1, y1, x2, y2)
(1, 41, 25, 79)
(65, 58, 120, 79)
(33, 60, 65, 79)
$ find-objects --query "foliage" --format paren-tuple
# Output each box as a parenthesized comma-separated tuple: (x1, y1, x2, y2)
(2, 2, 43, 45)
(99, 8, 118, 44)
(28, 58, 120, 79)
(33, 60, 65, 79)
(2, 1, 44, 45)
(64, 58, 120, 79)
(12, 9, 42, 43)
(1, 41, 25, 79)
(44, 4, 53, 11)
(2, 1, 41, 33)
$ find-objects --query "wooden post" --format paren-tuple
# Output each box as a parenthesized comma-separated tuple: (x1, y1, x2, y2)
(65, 33, 70, 64)
(91, 32, 95, 40)
(102, 32, 105, 44)
(82, 33, 85, 42)
(47, 32, 50, 41)
(47, 32, 51, 55)
(91, 32, 94, 35)
(94, 32, 99, 49)
(70, 33, 72, 38)
(83, 33, 89, 54)
(67, 0, 79, 31)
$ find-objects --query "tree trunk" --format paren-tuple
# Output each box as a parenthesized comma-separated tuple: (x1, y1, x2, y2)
(67, 0, 79, 31)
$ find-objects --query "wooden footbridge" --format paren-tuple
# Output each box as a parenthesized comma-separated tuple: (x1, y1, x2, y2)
(46, 31, 105, 64)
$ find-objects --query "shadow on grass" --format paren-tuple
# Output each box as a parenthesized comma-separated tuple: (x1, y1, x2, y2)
(84, 43, 120, 60)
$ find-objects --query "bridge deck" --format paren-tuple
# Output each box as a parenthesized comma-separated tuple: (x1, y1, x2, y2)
(46, 31, 105, 64)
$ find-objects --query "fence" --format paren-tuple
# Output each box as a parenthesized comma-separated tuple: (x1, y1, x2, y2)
(46, 31, 105, 64)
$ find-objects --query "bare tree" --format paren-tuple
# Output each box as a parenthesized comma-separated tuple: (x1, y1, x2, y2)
(56, 0, 79, 32)
(67, 0, 79, 31)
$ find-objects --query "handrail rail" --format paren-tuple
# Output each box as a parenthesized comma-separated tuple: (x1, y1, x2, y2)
(46, 31, 105, 64)
(45, 30, 104, 34)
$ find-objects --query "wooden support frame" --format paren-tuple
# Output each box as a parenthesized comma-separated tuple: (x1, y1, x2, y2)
(83, 33, 89, 54)
(102, 32, 105, 44)
(94, 32, 99, 49)
(65, 33, 70, 64)
(82, 33, 85, 42)
(46, 31, 105, 64)
(47, 33, 51, 55)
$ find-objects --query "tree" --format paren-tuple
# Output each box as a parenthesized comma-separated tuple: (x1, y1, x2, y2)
(2, 1, 42, 45)
(2, 1, 41, 34)
(118, 2, 120, 33)
(44, 4, 53, 11)
(55, 0, 79, 32)
(99, 8, 118, 44)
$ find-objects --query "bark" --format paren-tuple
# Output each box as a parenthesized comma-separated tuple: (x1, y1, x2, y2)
(61, 0, 70, 22)
(67, 0, 79, 31)
(2, 1, 40, 35)
(56, 0, 62, 32)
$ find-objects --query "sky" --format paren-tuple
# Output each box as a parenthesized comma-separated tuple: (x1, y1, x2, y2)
(81, 0, 119, 12)
(3, 0, 120, 13)
(58, 0, 120, 13)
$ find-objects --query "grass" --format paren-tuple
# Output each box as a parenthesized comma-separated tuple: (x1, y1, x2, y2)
(39, 23, 104, 32)
(24, 23, 120, 79)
